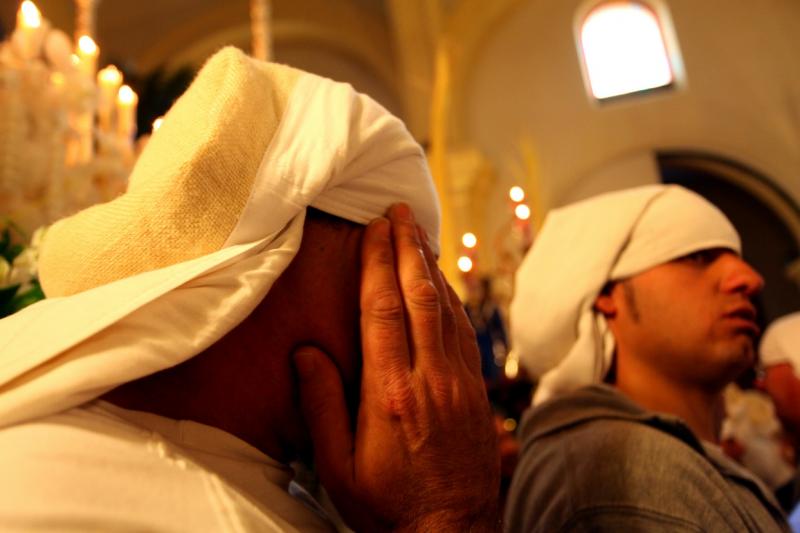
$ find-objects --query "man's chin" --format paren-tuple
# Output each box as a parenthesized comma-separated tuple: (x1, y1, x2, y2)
(719, 339, 756, 381)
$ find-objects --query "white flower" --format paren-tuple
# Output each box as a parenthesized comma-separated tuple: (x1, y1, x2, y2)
(7, 248, 38, 289)
(30, 226, 48, 251)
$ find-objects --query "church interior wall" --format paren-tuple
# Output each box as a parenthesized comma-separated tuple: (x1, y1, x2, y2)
(463, 0, 800, 266)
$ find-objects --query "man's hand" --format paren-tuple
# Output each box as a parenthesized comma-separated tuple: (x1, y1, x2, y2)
(293, 203, 500, 532)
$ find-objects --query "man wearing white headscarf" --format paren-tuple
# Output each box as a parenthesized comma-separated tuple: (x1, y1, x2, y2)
(0, 47, 499, 532)
(761, 312, 800, 443)
(505, 185, 789, 532)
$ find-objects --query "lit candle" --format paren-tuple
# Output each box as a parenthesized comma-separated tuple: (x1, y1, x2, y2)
(116, 85, 138, 146)
(76, 35, 98, 77)
(97, 65, 122, 132)
(152, 117, 164, 132)
(14, 1, 44, 60)
(462, 232, 478, 249)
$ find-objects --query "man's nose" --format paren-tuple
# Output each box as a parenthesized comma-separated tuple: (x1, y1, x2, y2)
(720, 254, 765, 296)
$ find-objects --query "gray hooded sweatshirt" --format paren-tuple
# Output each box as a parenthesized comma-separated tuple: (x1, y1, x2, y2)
(505, 384, 789, 532)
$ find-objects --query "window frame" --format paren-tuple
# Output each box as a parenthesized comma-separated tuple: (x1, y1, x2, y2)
(574, 0, 686, 105)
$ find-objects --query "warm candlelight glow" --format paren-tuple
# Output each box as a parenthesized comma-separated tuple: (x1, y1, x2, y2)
(117, 85, 139, 148)
(457, 256, 473, 273)
(515, 204, 531, 220)
(18, 1, 42, 29)
(50, 72, 65, 87)
(505, 355, 519, 379)
(509, 186, 525, 203)
(97, 66, 124, 133)
(118, 85, 137, 106)
(98, 65, 122, 86)
(77, 35, 98, 56)
(71, 54, 80, 66)
(152, 117, 164, 132)
(462, 232, 477, 249)
(75, 36, 98, 76)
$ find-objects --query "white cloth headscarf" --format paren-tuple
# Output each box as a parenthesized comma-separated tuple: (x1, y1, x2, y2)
(511, 185, 740, 404)
(0, 47, 440, 428)
(760, 312, 800, 370)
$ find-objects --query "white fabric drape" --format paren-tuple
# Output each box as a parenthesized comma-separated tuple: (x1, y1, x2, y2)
(511, 185, 740, 404)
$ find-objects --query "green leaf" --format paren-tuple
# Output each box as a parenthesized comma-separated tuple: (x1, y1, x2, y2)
(5, 243, 24, 263)
(0, 284, 19, 306)
(0, 228, 9, 257)
(8, 281, 45, 314)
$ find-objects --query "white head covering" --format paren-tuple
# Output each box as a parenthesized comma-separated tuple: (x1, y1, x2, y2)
(760, 312, 800, 370)
(0, 47, 440, 428)
(511, 184, 740, 404)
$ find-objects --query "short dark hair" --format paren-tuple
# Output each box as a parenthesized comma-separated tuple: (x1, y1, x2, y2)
(305, 207, 363, 230)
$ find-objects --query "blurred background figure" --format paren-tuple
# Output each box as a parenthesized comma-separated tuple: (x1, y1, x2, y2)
(721, 384, 796, 506)
(720, 311, 800, 531)
(465, 276, 508, 384)
(759, 312, 800, 530)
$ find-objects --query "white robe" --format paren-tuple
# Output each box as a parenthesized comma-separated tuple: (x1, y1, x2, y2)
(0, 401, 336, 532)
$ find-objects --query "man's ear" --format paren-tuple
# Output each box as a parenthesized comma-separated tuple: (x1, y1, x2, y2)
(594, 291, 618, 318)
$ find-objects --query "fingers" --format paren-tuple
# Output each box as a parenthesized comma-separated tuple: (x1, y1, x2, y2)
(293, 346, 355, 495)
(360, 217, 412, 385)
(445, 282, 483, 381)
(386, 204, 445, 371)
(417, 225, 461, 366)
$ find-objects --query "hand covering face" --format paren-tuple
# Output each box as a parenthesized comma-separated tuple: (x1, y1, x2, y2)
(0, 47, 440, 427)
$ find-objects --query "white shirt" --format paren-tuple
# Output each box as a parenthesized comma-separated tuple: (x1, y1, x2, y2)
(0, 400, 336, 532)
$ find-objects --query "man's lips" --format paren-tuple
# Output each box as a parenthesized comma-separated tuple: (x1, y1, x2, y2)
(723, 305, 760, 336)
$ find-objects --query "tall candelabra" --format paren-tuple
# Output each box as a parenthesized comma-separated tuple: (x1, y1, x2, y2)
(250, 0, 272, 61)
(0, 1, 136, 236)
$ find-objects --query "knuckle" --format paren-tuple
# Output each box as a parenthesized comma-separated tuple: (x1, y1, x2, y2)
(384, 378, 417, 416)
(366, 288, 405, 323)
(406, 279, 440, 310)
(429, 373, 456, 402)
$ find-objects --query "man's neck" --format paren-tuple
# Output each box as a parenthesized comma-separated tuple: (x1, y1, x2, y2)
(102, 317, 304, 463)
(615, 363, 725, 443)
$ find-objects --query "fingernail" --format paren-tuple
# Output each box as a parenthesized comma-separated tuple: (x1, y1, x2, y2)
(392, 203, 414, 222)
(294, 349, 316, 379)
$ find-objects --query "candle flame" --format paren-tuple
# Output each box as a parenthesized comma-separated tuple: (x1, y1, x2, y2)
(515, 204, 531, 221)
(78, 35, 98, 56)
(457, 256, 473, 273)
(98, 65, 122, 86)
(461, 232, 478, 249)
(509, 186, 525, 203)
(152, 117, 164, 132)
(70, 54, 80, 66)
(19, 1, 42, 29)
(118, 85, 138, 106)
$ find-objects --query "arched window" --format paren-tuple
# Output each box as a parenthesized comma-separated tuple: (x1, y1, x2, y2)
(578, 1, 678, 101)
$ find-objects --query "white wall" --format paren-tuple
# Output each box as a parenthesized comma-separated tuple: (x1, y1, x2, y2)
(465, 0, 800, 217)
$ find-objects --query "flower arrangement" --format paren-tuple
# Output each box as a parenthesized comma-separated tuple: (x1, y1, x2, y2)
(0, 222, 46, 318)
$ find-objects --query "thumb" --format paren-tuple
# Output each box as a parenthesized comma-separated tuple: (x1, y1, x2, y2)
(293, 346, 355, 494)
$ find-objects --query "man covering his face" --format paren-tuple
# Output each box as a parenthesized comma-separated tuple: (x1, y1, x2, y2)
(0, 47, 499, 532)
